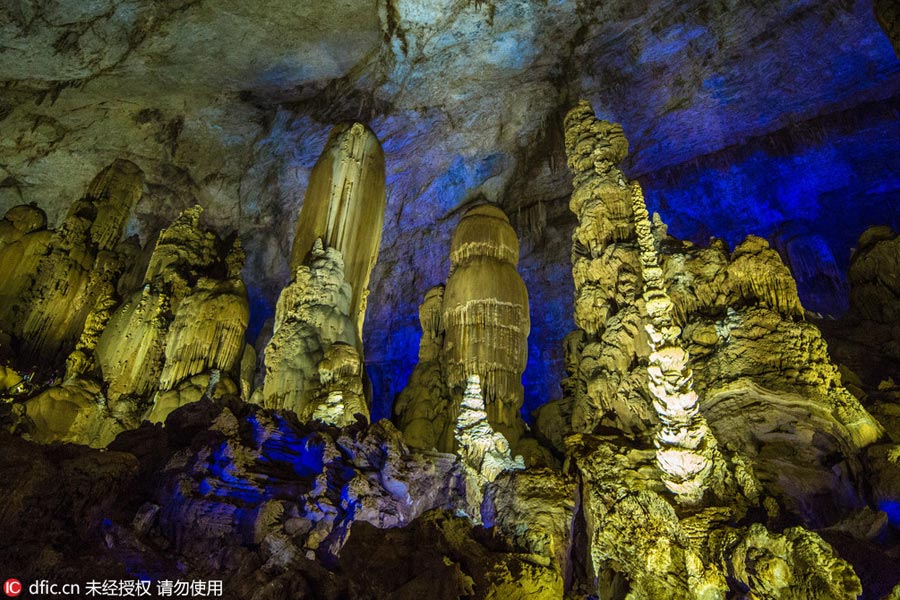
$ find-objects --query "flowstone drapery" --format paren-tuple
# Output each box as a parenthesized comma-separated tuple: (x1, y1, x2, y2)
(394, 205, 530, 452)
(12, 160, 144, 364)
(289, 122, 386, 347)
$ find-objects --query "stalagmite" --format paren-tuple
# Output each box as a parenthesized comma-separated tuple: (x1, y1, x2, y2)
(454, 374, 524, 519)
(96, 207, 248, 414)
(14, 160, 143, 363)
(311, 342, 368, 427)
(395, 207, 531, 452)
(393, 285, 455, 450)
(259, 240, 366, 423)
(632, 182, 719, 505)
(442, 205, 530, 446)
(289, 122, 386, 347)
(0, 205, 52, 328)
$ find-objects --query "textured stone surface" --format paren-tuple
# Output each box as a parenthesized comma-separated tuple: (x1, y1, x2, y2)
(395, 205, 530, 450)
(1, 0, 898, 416)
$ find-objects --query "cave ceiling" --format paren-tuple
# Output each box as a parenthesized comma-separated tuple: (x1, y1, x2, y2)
(1, 0, 899, 417)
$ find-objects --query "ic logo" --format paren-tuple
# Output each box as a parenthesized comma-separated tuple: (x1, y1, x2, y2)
(3, 579, 21, 597)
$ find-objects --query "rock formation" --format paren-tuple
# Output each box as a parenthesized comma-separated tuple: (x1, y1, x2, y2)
(454, 375, 524, 517)
(289, 122, 386, 348)
(537, 101, 882, 528)
(259, 240, 367, 425)
(256, 123, 385, 427)
(0, 204, 52, 330)
(13, 204, 249, 446)
(96, 206, 248, 412)
(10, 160, 143, 364)
(395, 205, 530, 451)
(632, 181, 722, 505)
(393, 285, 455, 449)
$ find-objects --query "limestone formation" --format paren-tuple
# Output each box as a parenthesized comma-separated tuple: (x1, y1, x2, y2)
(535, 101, 882, 525)
(310, 342, 368, 427)
(568, 433, 863, 600)
(13, 160, 143, 363)
(260, 240, 367, 424)
(443, 205, 530, 443)
(393, 285, 456, 449)
(0, 204, 52, 328)
(289, 123, 386, 346)
(96, 206, 248, 416)
(453, 375, 524, 517)
(395, 206, 530, 451)
(847, 226, 900, 372)
(632, 181, 721, 505)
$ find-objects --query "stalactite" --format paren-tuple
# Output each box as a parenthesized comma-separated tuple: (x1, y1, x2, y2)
(289, 122, 386, 348)
(632, 182, 720, 505)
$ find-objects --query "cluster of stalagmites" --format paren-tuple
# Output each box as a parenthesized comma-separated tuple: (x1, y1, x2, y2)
(2, 107, 900, 599)
(0, 122, 388, 445)
(0, 160, 251, 445)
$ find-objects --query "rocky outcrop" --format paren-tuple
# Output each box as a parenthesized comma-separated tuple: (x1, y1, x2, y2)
(395, 205, 530, 451)
(127, 400, 464, 567)
(568, 433, 863, 599)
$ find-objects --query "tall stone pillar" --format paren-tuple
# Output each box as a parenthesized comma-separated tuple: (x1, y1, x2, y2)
(289, 122, 386, 348)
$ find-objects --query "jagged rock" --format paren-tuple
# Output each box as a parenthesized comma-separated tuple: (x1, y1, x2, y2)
(481, 468, 576, 577)
(260, 241, 366, 423)
(146, 401, 463, 565)
(339, 510, 563, 600)
(454, 375, 524, 517)
(568, 433, 863, 599)
(289, 122, 386, 348)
